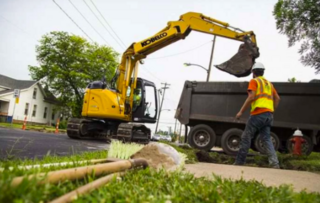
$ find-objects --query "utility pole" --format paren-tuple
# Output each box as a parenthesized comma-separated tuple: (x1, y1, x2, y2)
(174, 118, 177, 134)
(179, 122, 183, 143)
(154, 83, 170, 134)
(207, 35, 217, 82)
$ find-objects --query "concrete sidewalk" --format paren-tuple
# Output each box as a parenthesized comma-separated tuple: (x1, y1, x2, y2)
(185, 163, 320, 193)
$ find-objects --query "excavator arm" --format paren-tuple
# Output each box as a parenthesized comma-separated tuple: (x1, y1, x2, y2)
(112, 12, 259, 118)
(71, 12, 260, 142)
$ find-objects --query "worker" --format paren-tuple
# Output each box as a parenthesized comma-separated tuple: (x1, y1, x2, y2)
(234, 62, 280, 169)
(133, 88, 141, 111)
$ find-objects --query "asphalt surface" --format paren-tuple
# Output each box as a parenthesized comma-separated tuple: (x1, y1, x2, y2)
(0, 128, 109, 159)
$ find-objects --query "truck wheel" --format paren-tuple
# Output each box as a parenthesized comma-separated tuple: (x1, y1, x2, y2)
(286, 135, 313, 156)
(314, 144, 320, 152)
(188, 124, 216, 151)
(251, 131, 260, 151)
(221, 128, 243, 155)
(254, 132, 280, 154)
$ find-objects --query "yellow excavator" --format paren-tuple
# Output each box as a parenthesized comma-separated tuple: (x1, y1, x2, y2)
(67, 12, 259, 142)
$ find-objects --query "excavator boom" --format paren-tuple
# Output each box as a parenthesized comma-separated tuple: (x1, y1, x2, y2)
(114, 12, 259, 115)
(68, 12, 260, 143)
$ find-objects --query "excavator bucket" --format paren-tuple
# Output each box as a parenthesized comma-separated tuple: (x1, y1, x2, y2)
(214, 39, 260, 77)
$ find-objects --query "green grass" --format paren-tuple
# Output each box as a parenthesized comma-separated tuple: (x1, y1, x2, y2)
(161, 141, 320, 172)
(0, 122, 66, 133)
(1, 150, 320, 202)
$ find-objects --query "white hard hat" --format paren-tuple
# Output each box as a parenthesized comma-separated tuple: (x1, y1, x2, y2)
(252, 62, 265, 70)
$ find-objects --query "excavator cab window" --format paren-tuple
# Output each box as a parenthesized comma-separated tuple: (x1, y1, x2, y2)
(132, 78, 158, 123)
(132, 88, 142, 111)
(144, 85, 156, 118)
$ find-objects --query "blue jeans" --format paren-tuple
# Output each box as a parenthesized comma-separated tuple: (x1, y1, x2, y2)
(235, 112, 279, 167)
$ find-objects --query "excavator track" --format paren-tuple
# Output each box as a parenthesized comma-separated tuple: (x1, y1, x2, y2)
(116, 123, 151, 144)
(67, 118, 87, 139)
(67, 118, 109, 140)
(67, 118, 150, 144)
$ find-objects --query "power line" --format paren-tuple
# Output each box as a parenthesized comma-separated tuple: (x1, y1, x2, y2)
(52, 0, 94, 42)
(147, 40, 212, 60)
(89, 0, 127, 48)
(155, 83, 170, 133)
(68, 0, 110, 45)
(140, 65, 163, 82)
(82, 0, 125, 50)
(0, 15, 37, 40)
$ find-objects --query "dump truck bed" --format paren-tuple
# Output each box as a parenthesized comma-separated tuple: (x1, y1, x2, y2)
(176, 81, 320, 130)
(175, 80, 320, 154)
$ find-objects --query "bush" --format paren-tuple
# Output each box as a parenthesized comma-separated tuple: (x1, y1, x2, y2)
(0, 117, 6, 123)
(59, 120, 67, 129)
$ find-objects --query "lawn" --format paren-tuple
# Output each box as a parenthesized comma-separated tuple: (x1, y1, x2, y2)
(167, 142, 320, 172)
(0, 122, 66, 133)
(1, 148, 320, 202)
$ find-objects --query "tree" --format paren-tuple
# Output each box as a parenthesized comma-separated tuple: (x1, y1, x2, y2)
(29, 31, 119, 117)
(288, 77, 301, 82)
(273, 0, 320, 73)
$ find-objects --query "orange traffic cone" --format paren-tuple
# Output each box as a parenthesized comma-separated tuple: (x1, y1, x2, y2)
(21, 116, 27, 130)
(55, 118, 60, 134)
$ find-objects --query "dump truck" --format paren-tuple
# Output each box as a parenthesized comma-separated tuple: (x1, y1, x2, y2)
(175, 80, 320, 155)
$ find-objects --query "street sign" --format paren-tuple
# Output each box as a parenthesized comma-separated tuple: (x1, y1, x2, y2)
(11, 89, 20, 125)
(13, 89, 20, 98)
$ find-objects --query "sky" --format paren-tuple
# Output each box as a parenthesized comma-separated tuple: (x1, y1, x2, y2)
(0, 0, 319, 134)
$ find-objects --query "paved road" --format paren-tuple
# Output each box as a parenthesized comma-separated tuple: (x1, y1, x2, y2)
(0, 128, 109, 159)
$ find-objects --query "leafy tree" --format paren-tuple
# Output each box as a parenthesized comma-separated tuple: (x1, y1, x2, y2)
(273, 0, 320, 73)
(288, 77, 301, 82)
(29, 31, 119, 117)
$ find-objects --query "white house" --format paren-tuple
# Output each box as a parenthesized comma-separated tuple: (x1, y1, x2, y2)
(0, 74, 60, 125)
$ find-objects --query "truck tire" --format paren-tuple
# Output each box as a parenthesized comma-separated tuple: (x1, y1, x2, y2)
(188, 124, 216, 151)
(314, 143, 320, 152)
(286, 135, 313, 156)
(221, 128, 243, 155)
(251, 131, 260, 151)
(254, 132, 280, 154)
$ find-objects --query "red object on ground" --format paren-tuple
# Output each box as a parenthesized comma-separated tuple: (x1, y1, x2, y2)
(21, 116, 27, 130)
(55, 118, 60, 134)
(291, 136, 306, 155)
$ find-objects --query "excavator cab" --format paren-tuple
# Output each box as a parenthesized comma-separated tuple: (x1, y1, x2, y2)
(130, 78, 158, 124)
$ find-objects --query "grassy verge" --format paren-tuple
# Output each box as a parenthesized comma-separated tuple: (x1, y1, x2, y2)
(0, 122, 66, 133)
(162, 141, 320, 172)
(1, 150, 319, 202)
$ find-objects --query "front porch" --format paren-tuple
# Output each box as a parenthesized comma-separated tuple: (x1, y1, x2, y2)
(0, 99, 9, 122)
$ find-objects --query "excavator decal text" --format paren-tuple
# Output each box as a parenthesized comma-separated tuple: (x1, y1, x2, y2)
(141, 32, 168, 47)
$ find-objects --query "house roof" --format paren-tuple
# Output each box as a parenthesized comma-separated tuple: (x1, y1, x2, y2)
(0, 74, 59, 104)
(0, 74, 37, 95)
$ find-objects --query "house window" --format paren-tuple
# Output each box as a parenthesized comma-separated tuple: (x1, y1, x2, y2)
(33, 88, 37, 99)
(32, 105, 37, 117)
(43, 107, 47, 119)
(51, 112, 55, 120)
(24, 103, 29, 115)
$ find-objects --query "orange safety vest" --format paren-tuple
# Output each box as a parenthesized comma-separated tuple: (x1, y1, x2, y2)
(251, 76, 274, 112)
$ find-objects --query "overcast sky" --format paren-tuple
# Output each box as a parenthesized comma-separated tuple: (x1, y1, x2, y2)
(1, 0, 319, 134)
